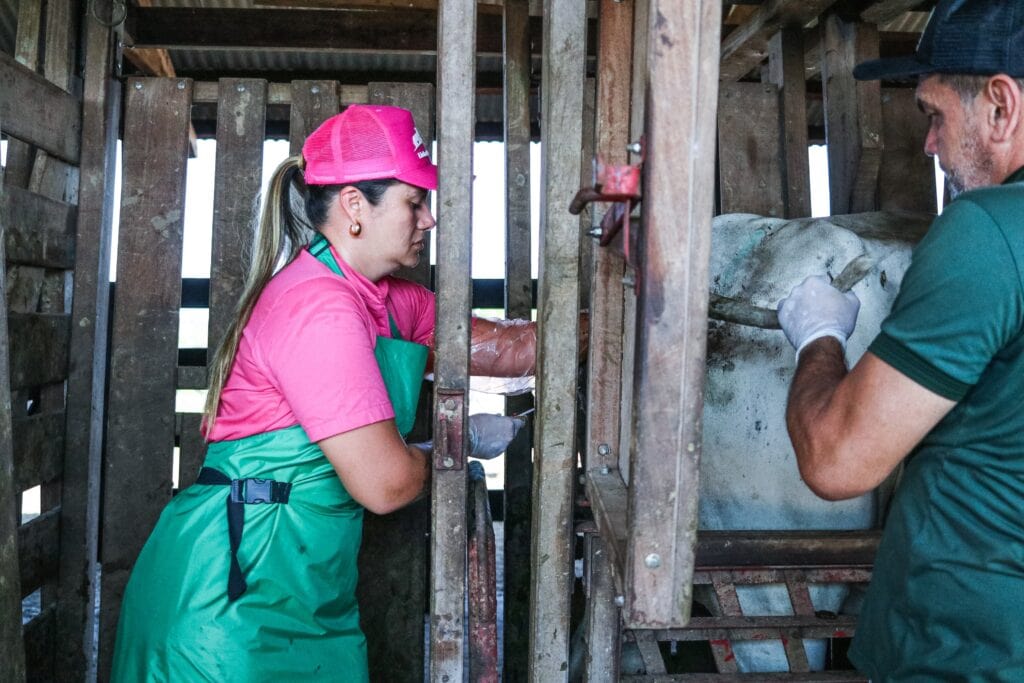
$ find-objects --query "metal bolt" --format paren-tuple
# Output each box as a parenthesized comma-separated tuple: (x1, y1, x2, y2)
(177, 81, 185, 90)
(600, 465, 610, 475)
(587, 227, 603, 238)
(311, 85, 321, 94)
(614, 595, 625, 607)
(626, 142, 642, 155)
(134, 82, 142, 90)
(236, 84, 246, 92)
(597, 443, 611, 456)
(622, 274, 636, 288)
(444, 398, 456, 411)
(645, 553, 662, 569)
(443, 457, 454, 468)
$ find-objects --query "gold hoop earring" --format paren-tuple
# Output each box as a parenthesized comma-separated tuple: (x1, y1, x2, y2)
(349, 222, 362, 237)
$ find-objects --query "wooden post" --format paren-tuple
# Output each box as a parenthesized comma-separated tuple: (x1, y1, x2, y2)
(717, 82, 785, 217)
(528, 0, 586, 678)
(624, 0, 720, 629)
(54, 3, 119, 679)
(357, 81, 433, 682)
(98, 77, 192, 681)
(822, 13, 882, 215)
(880, 88, 936, 214)
(0, 107, 27, 683)
(768, 26, 812, 218)
(289, 81, 340, 156)
(583, 0, 633, 673)
(432, 0, 475, 679)
(502, 0, 534, 678)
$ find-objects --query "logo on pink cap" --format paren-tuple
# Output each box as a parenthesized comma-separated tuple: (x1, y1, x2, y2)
(302, 105, 438, 190)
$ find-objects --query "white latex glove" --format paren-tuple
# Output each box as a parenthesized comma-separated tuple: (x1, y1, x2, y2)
(468, 413, 526, 460)
(776, 275, 860, 360)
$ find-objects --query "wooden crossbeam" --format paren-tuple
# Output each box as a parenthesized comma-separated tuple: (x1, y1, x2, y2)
(720, 0, 839, 81)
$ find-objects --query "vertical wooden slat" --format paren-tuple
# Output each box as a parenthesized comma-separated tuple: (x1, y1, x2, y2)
(624, 0, 721, 629)
(822, 14, 882, 215)
(98, 77, 192, 681)
(0, 111, 27, 683)
(768, 26, 812, 218)
(584, 0, 632, 672)
(528, 0, 586, 678)
(432, 0, 476, 679)
(53, 12, 117, 674)
(289, 80, 340, 155)
(209, 78, 266, 362)
(717, 82, 785, 217)
(584, 535, 621, 682)
(369, 82, 435, 287)
(880, 88, 936, 214)
(357, 81, 433, 682)
(502, 0, 534, 678)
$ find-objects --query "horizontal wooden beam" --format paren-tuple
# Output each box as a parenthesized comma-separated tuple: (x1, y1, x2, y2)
(254, 0, 598, 15)
(18, 508, 60, 599)
(13, 412, 65, 492)
(0, 51, 81, 163)
(126, 7, 595, 56)
(720, 0, 839, 81)
(191, 81, 368, 105)
(8, 314, 71, 390)
(2, 185, 77, 269)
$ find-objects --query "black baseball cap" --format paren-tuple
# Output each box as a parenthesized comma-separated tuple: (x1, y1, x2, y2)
(853, 0, 1024, 81)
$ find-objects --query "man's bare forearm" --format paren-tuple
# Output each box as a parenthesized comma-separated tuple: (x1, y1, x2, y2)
(785, 337, 848, 490)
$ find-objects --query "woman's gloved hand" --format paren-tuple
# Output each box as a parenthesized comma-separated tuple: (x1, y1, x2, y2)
(468, 413, 526, 459)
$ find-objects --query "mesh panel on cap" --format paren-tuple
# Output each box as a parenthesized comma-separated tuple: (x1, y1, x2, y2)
(338, 108, 394, 163)
(304, 134, 336, 172)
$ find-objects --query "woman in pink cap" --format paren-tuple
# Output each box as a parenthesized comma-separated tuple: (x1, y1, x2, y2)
(111, 105, 536, 681)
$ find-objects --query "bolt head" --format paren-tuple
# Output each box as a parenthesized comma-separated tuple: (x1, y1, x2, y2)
(597, 443, 611, 456)
(600, 465, 610, 475)
(236, 84, 246, 92)
(443, 457, 454, 468)
(311, 85, 321, 94)
(645, 553, 662, 569)
(614, 595, 625, 607)
(444, 398, 456, 411)
(134, 82, 143, 90)
(177, 81, 185, 90)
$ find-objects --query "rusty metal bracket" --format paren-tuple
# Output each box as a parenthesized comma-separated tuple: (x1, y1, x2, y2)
(434, 388, 465, 471)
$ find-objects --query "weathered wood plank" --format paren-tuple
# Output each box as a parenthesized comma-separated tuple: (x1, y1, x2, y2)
(176, 365, 208, 390)
(501, 1, 534, 678)
(369, 82, 435, 287)
(0, 52, 80, 163)
(720, 0, 838, 82)
(98, 77, 192, 682)
(528, 0, 586, 677)
(8, 313, 70, 389)
(193, 81, 368, 106)
(1, 186, 76, 269)
(356, 81, 433, 683)
(13, 412, 65, 492)
(289, 80, 341, 156)
(624, 0, 720, 629)
(432, 0, 476, 679)
(717, 82, 785, 217)
(176, 414, 206, 490)
(23, 606, 55, 683)
(18, 509, 60, 599)
(209, 79, 267, 361)
(768, 26, 812, 218)
(861, 0, 925, 25)
(879, 87, 936, 214)
(822, 14, 882, 215)
(584, 0, 633, 677)
(2, 0, 43, 190)
(0, 134, 26, 680)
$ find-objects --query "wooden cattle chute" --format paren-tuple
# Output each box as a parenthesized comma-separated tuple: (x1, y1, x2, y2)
(0, 1, 116, 680)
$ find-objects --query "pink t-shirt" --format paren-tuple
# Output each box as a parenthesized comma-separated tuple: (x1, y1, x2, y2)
(207, 247, 435, 443)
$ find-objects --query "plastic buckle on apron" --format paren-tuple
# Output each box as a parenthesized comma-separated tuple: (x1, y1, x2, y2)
(196, 467, 292, 601)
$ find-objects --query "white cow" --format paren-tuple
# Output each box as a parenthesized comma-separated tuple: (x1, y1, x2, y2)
(698, 211, 930, 672)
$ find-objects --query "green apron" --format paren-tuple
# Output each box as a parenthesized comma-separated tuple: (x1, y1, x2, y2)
(111, 237, 428, 682)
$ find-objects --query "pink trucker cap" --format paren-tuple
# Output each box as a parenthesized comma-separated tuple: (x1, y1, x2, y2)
(302, 105, 438, 190)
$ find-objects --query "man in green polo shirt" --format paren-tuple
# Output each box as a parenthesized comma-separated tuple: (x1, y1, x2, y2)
(775, 0, 1024, 679)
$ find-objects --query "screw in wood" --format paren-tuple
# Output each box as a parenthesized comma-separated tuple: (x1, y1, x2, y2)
(614, 595, 625, 607)
(443, 457, 454, 468)
(645, 553, 661, 569)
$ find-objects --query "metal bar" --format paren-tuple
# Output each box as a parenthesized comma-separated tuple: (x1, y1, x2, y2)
(431, 0, 476, 678)
(694, 531, 880, 568)
(527, 0, 587, 677)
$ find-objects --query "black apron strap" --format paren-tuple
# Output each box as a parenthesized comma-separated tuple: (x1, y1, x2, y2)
(196, 466, 292, 601)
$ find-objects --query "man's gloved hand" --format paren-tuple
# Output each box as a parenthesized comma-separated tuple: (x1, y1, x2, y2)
(468, 413, 526, 459)
(777, 275, 861, 360)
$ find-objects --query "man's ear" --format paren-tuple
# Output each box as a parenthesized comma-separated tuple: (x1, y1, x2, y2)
(984, 75, 1022, 143)
(336, 186, 363, 223)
